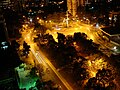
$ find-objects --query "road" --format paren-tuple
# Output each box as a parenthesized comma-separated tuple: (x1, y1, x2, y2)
(21, 27, 73, 90)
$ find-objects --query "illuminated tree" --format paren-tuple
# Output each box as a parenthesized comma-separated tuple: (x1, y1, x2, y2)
(96, 68, 115, 87)
(85, 68, 116, 90)
(72, 57, 89, 86)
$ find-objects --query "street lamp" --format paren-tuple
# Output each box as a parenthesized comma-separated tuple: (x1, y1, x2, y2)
(113, 46, 117, 52)
(86, 19, 90, 24)
(37, 17, 39, 20)
(30, 18, 32, 23)
(96, 23, 99, 28)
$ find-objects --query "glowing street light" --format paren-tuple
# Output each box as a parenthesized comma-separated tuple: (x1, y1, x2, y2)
(113, 46, 118, 52)
(86, 19, 90, 24)
(96, 23, 99, 28)
(37, 17, 39, 20)
(30, 18, 32, 22)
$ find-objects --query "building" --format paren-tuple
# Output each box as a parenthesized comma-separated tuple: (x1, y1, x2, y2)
(0, 69, 19, 90)
(0, 8, 8, 42)
(67, 0, 85, 16)
(109, 11, 120, 27)
(0, 0, 17, 10)
(0, 0, 11, 9)
(0, 8, 22, 90)
(67, 0, 76, 16)
(15, 64, 39, 90)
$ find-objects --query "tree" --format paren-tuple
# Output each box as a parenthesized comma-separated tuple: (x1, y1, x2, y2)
(23, 41, 30, 57)
(36, 64, 44, 77)
(57, 33, 66, 45)
(85, 68, 116, 90)
(96, 68, 115, 87)
(30, 67, 38, 78)
(72, 58, 89, 86)
(66, 35, 74, 46)
(11, 40, 20, 51)
(73, 67, 89, 86)
(73, 32, 87, 42)
(73, 32, 99, 56)
(47, 35, 57, 49)
(85, 77, 97, 89)
(35, 79, 44, 90)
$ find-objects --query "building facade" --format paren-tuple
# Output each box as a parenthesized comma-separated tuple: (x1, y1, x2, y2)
(0, 8, 8, 42)
(67, 0, 85, 16)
